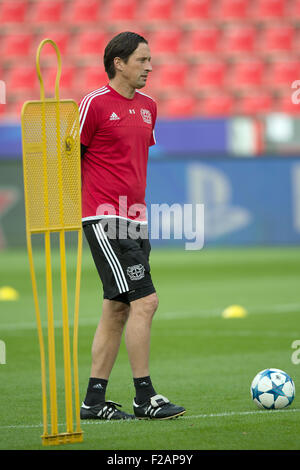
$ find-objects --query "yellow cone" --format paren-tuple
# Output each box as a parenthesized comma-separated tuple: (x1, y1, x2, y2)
(222, 305, 247, 318)
(0, 286, 19, 301)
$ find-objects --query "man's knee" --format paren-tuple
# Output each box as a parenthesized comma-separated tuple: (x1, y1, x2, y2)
(104, 299, 130, 326)
(147, 293, 159, 315)
(131, 293, 159, 319)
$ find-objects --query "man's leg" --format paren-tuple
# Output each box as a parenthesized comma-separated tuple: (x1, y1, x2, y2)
(90, 299, 129, 379)
(125, 292, 186, 420)
(80, 299, 136, 420)
(125, 293, 158, 378)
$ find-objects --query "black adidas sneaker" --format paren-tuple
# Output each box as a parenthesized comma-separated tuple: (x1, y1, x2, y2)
(133, 394, 186, 420)
(80, 400, 136, 420)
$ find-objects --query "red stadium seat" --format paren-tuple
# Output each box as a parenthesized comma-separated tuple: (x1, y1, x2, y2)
(139, 0, 175, 22)
(30, 0, 64, 23)
(251, 0, 287, 20)
(0, 0, 27, 24)
(105, 0, 139, 22)
(1, 33, 33, 59)
(160, 95, 197, 117)
(259, 26, 295, 54)
(148, 29, 183, 58)
(5, 66, 38, 93)
(151, 62, 189, 95)
(192, 61, 227, 91)
(179, 0, 212, 23)
(215, 0, 250, 21)
(236, 92, 274, 115)
(221, 25, 257, 56)
(73, 31, 109, 58)
(287, 0, 300, 20)
(267, 60, 300, 89)
(80, 66, 108, 93)
(66, 0, 102, 24)
(183, 27, 221, 58)
(198, 93, 235, 116)
(227, 60, 265, 90)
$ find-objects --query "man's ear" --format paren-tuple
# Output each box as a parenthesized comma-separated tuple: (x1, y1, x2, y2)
(114, 57, 124, 73)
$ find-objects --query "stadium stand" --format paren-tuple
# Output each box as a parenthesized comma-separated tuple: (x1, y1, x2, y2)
(105, 0, 139, 23)
(177, 0, 212, 24)
(220, 25, 257, 56)
(149, 62, 189, 97)
(147, 28, 183, 59)
(226, 60, 265, 90)
(0, 0, 28, 24)
(250, 0, 287, 20)
(267, 60, 300, 89)
(29, 0, 64, 24)
(236, 92, 274, 115)
(79, 65, 109, 94)
(198, 92, 235, 116)
(65, 0, 103, 24)
(1, 33, 33, 60)
(5, 66, 38, 94)
(288, 0, 300, 19)
(139, 0, 176, 23)
(159, 94, 198, 117)
(72, 30, 110, 58)
(191, 61, 228, 91)
(0, 0, 299, 118)
(214, 0, 250, 21)
(259, 25, 295, 55)
(182, 27, 221, 57)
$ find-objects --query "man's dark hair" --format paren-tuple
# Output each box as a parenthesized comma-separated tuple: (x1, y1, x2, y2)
(104, 31, 148, 79)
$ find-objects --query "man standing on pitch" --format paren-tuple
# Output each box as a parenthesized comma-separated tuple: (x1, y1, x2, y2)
(79, 32, 186, 420)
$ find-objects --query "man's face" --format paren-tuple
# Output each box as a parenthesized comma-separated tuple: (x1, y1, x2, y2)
(117, 42, 152, 89)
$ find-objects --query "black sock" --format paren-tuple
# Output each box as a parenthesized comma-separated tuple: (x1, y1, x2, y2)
(84, 377, 108, 406)
(133, 376, 156, 405)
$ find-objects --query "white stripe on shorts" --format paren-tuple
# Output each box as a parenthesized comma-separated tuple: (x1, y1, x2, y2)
(92, 223, 129, 294)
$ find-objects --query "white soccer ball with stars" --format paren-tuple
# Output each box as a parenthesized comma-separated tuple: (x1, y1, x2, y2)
(250, 368, 295, 409)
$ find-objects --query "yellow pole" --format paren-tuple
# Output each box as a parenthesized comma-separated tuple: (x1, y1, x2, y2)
(36, 39, 61, 438)
(73, 229, 83, 433)
(60, 230, 74, 434)
(44, 231, 58, 436)
(26, 233, 48, 439)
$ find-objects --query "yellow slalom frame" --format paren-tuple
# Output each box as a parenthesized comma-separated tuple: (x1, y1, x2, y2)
(21, 39, 83, 446)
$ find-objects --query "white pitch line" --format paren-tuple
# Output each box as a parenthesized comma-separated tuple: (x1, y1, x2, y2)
(182, 407, 300, 420)
(1, 303, 300, 332)
(1, 408, 299, 431)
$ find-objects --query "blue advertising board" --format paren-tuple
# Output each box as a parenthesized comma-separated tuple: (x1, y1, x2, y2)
(0, 119, 228, 159)
(145, 157, 300, 248)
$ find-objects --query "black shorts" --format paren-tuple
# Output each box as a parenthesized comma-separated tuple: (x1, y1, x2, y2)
(83, 218, 156, 305)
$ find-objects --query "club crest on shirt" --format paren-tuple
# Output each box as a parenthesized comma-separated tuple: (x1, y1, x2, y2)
(140, 108, 152, 125)
(126, 264, 145, 281)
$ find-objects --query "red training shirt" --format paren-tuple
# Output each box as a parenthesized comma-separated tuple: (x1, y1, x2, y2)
(79, 84, 157, 223)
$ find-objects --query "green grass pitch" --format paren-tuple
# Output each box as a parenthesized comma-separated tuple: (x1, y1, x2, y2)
(0, 245, 299, 450)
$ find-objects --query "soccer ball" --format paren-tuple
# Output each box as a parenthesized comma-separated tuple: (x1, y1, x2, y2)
(250, 368, 295, 409)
